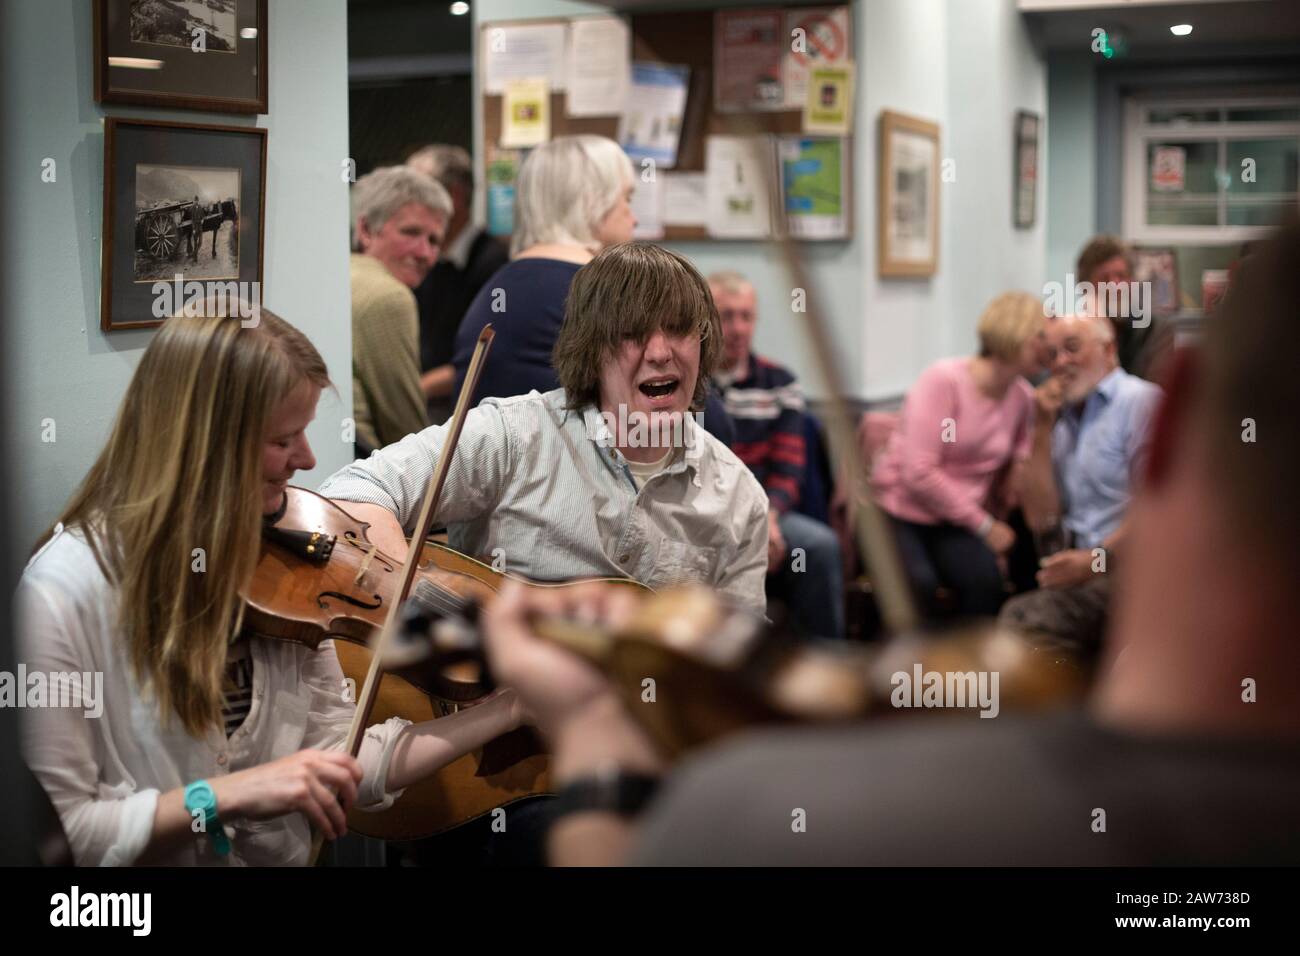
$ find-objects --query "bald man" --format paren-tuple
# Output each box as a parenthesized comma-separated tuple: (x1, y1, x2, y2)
(1000, 312, 1162, 656)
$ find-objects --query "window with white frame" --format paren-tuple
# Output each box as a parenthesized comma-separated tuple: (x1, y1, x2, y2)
(1122, 95, 1299, 313)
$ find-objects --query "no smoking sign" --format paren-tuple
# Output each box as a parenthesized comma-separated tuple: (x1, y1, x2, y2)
(792, 13, 847, 67)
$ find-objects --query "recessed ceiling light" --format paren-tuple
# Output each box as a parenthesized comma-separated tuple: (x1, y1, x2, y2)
(1170, 24, 1193, 37)
(450, 1, 469, 14)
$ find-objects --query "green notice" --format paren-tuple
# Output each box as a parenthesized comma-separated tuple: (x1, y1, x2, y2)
(784, 139, 843, 217)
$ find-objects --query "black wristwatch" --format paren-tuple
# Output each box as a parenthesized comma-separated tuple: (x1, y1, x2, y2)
(549, 764, 661, 822)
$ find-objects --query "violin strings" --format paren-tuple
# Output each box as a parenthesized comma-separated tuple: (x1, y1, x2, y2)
(410, 579, 470, 621)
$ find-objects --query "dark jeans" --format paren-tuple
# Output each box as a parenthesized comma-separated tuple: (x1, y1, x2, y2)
(392, 794, 554, 867)
(889, 515, 1007, 619)
(768, 510, 845, 639)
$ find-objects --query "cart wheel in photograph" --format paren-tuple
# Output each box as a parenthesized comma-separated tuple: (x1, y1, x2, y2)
(144, 213, 179, 260)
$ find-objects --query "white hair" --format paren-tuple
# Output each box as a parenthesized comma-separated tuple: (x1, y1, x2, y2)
(511, 135, 633, 257)
(1079, 312, 1116, 345)
(351, 166, 452, 251)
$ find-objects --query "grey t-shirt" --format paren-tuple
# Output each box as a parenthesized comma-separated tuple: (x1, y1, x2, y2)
(631, 710, 1300, 866)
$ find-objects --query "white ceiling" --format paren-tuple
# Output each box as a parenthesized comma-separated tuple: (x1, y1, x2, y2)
(1019, 0, 1300, 53)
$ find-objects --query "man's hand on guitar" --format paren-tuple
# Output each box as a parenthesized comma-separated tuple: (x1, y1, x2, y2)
(482, 581, 631, 736)
(481, 581, 666, 777)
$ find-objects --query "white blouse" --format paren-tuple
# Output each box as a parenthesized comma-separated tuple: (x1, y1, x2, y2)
(15, 525, 410, 866)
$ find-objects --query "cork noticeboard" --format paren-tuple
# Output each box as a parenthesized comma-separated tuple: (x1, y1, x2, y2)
(479, 6, 853, 243)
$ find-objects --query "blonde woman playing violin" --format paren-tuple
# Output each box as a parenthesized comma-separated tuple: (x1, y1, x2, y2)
(16, 305, 527, 866)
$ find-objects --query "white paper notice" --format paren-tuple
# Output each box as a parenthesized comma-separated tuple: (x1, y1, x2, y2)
(566, 16, 630, 117)
(631, 175, 664, 240)
(482, 23, 567, 95)
(619, 63, 690, 168)
(706, 136, 774, 239)
(662, 173, 708, 228)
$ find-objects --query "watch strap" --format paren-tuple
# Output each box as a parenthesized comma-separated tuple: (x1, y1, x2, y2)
(549, 768, 660, 822)
(184, 779, 232, 856)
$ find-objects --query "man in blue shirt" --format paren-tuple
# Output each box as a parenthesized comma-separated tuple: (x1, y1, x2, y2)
(1001, 312, 1162, 657)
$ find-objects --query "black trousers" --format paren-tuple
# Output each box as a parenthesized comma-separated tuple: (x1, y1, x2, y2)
(392, 795, 554, 867)
(889, 515, 1007, 619)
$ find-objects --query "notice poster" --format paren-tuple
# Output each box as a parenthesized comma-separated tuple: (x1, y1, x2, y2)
(779, 137, 848, 240)
(803, 62, 854, 135)
(706, 135, 775, 238)
(1151, 145, 1186, 192)
(501, 78, 550, 148)
(619, 63, 690, 168)
(783, 6, 852, 110)
(566, 16, 631, 117)
(1132, 247, 1179, 318)
(663, 172, 709, 228)
(482, 23, 567, 94)
(486, 147, 523, 237)
(631, 174, 664, 240)
(714, 9, 785, 112)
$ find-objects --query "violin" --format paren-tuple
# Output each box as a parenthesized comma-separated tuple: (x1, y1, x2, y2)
(243, 484, 645, 840)
(242, 326, 542, 846)
(387, 583, 1087, 761)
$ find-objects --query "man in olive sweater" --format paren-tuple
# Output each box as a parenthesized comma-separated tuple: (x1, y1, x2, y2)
(350, 166, 451, 453)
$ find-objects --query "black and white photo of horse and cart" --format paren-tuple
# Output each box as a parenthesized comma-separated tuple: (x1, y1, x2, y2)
(129, 0, 238, 53)
(133, 164, 240, 282)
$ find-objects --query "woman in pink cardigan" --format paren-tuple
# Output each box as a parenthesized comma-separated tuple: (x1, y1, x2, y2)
(872, 292, 1048, 617)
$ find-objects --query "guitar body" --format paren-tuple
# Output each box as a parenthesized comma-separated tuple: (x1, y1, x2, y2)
(333, 540, 646, 840)
(334, 640, 551, 841)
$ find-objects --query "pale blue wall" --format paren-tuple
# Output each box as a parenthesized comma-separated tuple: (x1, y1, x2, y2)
(1046, 55, 1096, 287)
(473, 0, 1048, 401)
(2, 0, 355, 550)
(944, 0, 1049, 358)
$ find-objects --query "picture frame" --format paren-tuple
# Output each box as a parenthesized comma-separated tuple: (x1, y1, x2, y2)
(93, 0, 268, 114)
(1014, 109, 1039, 229)
(101, 117, 267, 332)
(1131, 247, 1180, 318)
(878, 110, 940, 277)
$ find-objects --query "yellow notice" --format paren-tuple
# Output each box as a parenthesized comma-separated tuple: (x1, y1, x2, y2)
(803, 62, 854, 136)
(501, 78, 550, 148)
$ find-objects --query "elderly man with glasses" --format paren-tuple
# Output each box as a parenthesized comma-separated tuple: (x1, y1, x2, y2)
(999, 312, 1163, 659)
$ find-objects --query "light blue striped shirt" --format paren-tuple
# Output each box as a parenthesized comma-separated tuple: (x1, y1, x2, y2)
(1052, 368, 1162, 550)
(318, 388, 769, 615)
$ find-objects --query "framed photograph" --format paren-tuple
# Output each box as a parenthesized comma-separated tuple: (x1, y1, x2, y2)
(1014, 110, 1039, 229)
(878, 110, 940, 277)
(1132, 247, 1180, 318)
(93, 0, 268, 114)
(101, 117, 267, 332)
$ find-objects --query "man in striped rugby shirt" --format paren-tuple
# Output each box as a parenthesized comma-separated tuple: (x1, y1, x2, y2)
(709, 271, 844, 639)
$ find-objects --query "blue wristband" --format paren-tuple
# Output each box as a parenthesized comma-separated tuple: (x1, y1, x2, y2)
(184, 779, 232, 856)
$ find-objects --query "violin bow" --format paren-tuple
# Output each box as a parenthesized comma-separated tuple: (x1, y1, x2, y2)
(772, 226, 918, 635)
(739, 119, 919, 636)
(309, 325, 496, 864)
